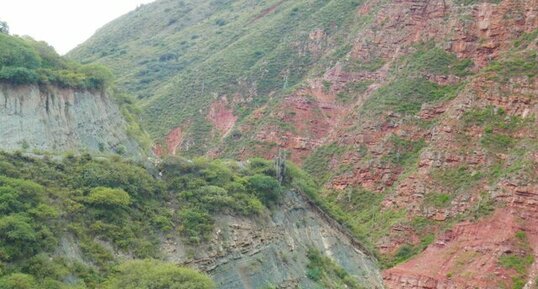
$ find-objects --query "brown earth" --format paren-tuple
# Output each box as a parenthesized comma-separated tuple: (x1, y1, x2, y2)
(207, 96, 237, 137)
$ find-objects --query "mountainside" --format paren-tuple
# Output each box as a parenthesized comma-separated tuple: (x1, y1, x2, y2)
(72, 0, 537, 288)
(69, 0, 370, 155)
(0, 20, 382, 289)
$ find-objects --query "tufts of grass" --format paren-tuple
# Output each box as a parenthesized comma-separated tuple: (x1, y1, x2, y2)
(384, 135, 426, 167)
(424, 193, 452, 208)
(431, 165, 483, 193)
(498, 231, 535, 289)
(303, 144, 348, 184)
(363, 78, 460, 115)
(394, 43, 473, 77)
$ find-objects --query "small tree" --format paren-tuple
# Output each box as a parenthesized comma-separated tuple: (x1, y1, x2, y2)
(0, 21, 9, 34)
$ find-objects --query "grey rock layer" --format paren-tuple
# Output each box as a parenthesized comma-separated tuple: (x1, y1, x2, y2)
(0, 84, 139, 155)
(162, 190, 384, 289)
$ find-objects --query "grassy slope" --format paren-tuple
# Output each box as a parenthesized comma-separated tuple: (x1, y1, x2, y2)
(69, 0, 366, 144)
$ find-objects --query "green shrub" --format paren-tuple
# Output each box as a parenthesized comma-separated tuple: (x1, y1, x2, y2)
(102, 259, 215, 289)
(246, 158, 276, 176)
(246, 174, 283, 206)
(86, 187, 132, 207)
(178, 209, 214, 244)
(0, 152, 305, 285)
(78, 64, 114, 89)
(152, 214, 174, 231)
(0, 67, 38, 84)
(396, 43, 472, 77)
(0, 34, 41, 68)
(306, 248, 364, 289)
(0, 273, 37, 289)
(390, 234, 434, 266)
(0, 33, 113, 89)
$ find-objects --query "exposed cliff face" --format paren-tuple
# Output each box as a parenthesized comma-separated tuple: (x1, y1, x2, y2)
(0, 84, 140, 156)
(161, 190, 384, 289)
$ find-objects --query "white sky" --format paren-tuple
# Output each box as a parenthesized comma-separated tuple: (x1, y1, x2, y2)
(1, 0, 155, 55)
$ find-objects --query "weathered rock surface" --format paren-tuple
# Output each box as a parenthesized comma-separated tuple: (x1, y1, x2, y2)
(0, 84, 140, 156)
(161, 190, 384, 289)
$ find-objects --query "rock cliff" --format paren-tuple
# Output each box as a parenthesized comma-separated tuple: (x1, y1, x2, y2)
(0, 84, 140, 156)
(162, 190, 384, 289)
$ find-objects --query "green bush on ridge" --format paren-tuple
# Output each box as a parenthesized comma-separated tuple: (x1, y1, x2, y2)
(0, 33, 112, 89)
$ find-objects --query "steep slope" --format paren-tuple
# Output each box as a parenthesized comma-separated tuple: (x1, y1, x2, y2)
(69, 0, 369, 155)
(71, 0, 538, 288)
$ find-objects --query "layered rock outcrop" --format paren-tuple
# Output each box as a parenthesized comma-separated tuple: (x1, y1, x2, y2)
(161, 190, 384, 289)
(0, 84, 139, 156)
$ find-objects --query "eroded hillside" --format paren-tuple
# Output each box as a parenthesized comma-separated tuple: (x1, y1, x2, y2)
(71, 0, 538, 288)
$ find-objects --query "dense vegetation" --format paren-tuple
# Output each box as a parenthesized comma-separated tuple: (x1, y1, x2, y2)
(20, 0, 538, 286)
(0, 151, 297, 288)
(0, 32, 112, 90)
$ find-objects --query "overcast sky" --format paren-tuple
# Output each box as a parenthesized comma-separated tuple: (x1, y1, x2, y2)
(1, 0, 155, 55)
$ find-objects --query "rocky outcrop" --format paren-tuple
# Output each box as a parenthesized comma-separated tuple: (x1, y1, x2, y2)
(161, 190, 384, 289)
(383, 210, 523, 289)
(0, 84, 139, 156)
